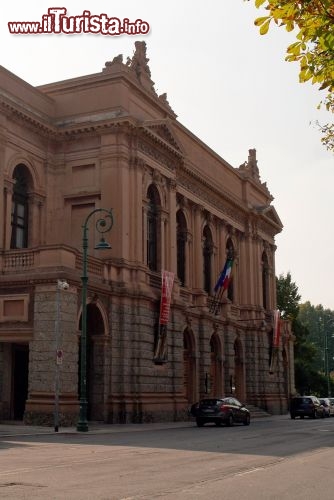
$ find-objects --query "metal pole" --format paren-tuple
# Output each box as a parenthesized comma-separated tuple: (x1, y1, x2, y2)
(54, 283, 61, 432)
(77, 224, 89, 432)
(76, 208, 113, 432)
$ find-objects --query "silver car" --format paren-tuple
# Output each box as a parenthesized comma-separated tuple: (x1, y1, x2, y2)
(319, 398, 334, 417)
(327, 397, 334, 416)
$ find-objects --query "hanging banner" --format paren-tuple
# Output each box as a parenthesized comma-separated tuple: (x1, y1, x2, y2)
(153, 270, 174, 364)
(272, 309, 281, 348)
(269, 309, 281, 374)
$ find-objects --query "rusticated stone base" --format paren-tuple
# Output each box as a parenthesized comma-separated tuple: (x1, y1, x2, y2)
(106, 393, 191, 424)
(24, 410, 78, 427)
(24, 391, 79, 426)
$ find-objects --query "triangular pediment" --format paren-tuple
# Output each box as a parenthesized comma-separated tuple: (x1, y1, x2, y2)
(264, 206, 283, 228)
(142, 120, 184, 154)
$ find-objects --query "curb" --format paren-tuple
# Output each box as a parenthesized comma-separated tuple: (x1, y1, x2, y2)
(0, 415, 288, 438)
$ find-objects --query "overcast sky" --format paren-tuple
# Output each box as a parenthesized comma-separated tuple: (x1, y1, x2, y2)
(2, 1, 333, 309)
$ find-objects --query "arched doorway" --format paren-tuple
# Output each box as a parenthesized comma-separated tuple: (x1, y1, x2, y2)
(183, 328, 196, 404)
(79, 302, 108, 421)
(209, 334, 223, 397)
(234, 337, 245, 401)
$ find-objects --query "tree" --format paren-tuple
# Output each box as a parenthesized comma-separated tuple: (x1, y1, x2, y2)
(298, 302, 334, 376)
(249, 0, 334, 152)
(275, 272, 331, 394)
(276, 272, 301, 320)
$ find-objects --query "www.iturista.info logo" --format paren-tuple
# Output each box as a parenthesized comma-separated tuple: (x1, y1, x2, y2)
(8, 7, 150, 35)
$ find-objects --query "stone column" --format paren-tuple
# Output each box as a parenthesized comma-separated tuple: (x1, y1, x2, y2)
(192, 204, 204, 289)
(25, 284, 79, 426)
(238, 231, 248, 305)
(167, 179, 177, 274)
(28, 194, 44, 248)
(3, 181, 13, 250)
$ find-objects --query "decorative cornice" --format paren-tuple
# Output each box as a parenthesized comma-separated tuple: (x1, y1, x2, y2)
(137, 138, 178, 172)
(177, 167, 246, 227)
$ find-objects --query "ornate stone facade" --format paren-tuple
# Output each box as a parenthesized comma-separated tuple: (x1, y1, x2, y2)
(0, 42, 295, 425)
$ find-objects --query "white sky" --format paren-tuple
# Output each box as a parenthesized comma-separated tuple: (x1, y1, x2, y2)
(2, 1, 333, 309)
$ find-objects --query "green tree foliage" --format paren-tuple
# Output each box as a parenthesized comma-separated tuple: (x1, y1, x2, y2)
(276, 272, 331, 394)
(276, 272, 301, 320)
(248, 0, 334, 152)
(298, 302, 334, 375)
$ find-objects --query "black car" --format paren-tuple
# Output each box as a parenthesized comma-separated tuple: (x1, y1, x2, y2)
(190, 397, 250, 427)
(290, 395, 324, 419)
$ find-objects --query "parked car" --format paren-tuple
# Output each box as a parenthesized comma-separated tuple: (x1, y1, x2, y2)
(290, 395, 324, 419)
(319, 398, 334, 417)
(190, 397, 250, 427)
(328, 397, 334, 415)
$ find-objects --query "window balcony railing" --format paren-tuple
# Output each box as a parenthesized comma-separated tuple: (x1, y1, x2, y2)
(2, 249, 36, 271)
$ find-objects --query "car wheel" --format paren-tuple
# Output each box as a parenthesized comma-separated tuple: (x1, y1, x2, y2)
(312, 410, 317, 419)
(226, 414, 234, 427)
(243, 414, 250, 426)
(322, 411, 325, 419)
(196, 418, 204, 427)
(290, 414, 295, 419)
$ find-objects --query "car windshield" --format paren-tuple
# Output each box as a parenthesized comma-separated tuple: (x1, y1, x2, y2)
(199, 399, 221, 406)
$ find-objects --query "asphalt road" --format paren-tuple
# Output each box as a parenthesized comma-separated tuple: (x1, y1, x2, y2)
(0, 415, 334, 499)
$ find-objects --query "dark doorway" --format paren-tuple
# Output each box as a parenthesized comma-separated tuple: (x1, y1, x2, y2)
(13, 344, 29, 420)
(78, 303, 106, 421)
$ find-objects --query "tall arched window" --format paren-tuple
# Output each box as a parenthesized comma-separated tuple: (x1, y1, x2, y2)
(226, 238, 234, 302)
(177, 210, 187, 286)
(203, 225, 213, 294)
(11, 165, 31, 249)
(262, 251, 269, 309)
(146, 184, 161, 271)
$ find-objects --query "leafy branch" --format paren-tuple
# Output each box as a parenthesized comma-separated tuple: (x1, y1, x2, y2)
(248, 0, 334, 152)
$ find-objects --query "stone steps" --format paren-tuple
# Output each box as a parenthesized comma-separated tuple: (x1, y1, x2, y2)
(246, 404, 272, 418)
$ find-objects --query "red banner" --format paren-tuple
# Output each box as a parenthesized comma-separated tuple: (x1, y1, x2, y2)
(159, 271, 174, 325)
(269, 309, 281, 374)
(273, 309, 281, 348)
(154, 270, 174, 363)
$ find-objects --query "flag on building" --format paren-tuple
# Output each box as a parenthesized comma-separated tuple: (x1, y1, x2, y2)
(209, 257, 234, 314)
(214, 258, 233, 293)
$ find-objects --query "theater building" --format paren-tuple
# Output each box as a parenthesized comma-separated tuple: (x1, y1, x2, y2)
(0, 42, 295, 425)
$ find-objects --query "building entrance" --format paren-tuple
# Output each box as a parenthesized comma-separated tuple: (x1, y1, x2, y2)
(79, 303, 107, 421)
(12, 344, 29, 420)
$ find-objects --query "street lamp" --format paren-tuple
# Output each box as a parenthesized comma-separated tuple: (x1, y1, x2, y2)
(54, 279, 69, 432)
(77, 208, 113, 432)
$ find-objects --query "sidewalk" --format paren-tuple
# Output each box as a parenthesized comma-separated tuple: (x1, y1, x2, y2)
(0, 414, 287, 438)
(0, 421, 196, 438)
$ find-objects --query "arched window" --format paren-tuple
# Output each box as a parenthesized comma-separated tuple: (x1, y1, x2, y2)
(11, 165, 31, 249)
(146, 185, 161, 271)
(203, 225, 213, 294)
(177, 210, 187, 286)
(226, 238, 234, 302)
(262, 251, 269, 309)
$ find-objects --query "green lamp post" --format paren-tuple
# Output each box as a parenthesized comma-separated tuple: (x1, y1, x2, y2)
(77, 208, 113, 432)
